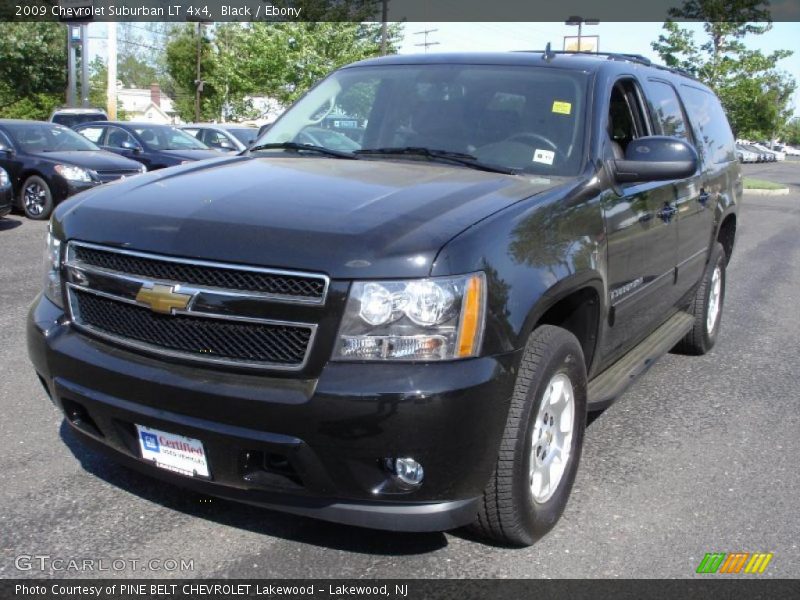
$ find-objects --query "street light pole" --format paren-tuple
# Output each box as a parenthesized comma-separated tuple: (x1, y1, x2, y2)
(195, 21, 202, 122)
(565, 16, 599, 52)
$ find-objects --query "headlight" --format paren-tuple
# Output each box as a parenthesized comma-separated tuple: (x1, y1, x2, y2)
(43, 227, 63, 308)
(54, 164, 92, 183)
(334, 272, 486, 361)
(0, 168, 9, 187)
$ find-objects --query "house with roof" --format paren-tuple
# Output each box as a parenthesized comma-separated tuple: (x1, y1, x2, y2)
(117, 84, 180, 124)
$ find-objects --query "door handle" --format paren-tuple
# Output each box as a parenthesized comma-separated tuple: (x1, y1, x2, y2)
(657, 205, 677, 223)
(698, 190, 710, 206)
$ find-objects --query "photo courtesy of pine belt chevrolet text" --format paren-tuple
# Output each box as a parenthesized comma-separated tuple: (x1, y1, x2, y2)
(27, 51, 740, 546)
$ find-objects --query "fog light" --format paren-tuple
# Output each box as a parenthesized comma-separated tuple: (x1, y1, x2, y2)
(386, 457, 424, 487)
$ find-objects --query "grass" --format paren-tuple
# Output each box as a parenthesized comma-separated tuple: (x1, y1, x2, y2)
(743, 178, 787, 190)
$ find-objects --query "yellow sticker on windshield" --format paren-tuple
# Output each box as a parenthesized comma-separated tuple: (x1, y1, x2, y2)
(552, 101, 572, 115)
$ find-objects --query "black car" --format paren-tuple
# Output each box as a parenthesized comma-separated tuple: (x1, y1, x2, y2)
(0, 120, 145, 220)
(28, 52, 740, 545)
(0, 167, 12, 218)
(73, 121, 223, 171)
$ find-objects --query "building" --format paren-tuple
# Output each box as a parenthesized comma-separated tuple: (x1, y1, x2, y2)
(117, 84, 180, 124)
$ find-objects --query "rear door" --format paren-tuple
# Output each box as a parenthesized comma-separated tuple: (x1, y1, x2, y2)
(643, 79, 713, 301)
(601, 78, 680, 361)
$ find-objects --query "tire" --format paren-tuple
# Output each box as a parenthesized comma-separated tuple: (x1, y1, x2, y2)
(21, 175, 54, 220)
(471, 325, 587, 546)
(673, 242, 726, 355)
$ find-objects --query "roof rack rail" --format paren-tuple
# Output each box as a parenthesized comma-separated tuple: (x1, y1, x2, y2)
(513, 49, 699, 81)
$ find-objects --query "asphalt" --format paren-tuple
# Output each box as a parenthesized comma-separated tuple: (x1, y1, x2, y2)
(1, 161, 798, 579)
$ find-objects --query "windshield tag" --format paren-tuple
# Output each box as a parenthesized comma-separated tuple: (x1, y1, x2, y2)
(533, 149, 555, 165)
(552, 101, 572, 115)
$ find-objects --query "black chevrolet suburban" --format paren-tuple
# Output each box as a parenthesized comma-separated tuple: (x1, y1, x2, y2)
(28, 52, 740, 546)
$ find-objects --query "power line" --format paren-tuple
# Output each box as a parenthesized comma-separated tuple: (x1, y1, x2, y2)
(414, 28, 439, 52)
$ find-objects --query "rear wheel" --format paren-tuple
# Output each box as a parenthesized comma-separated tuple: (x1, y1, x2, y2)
(21, 175, 54, 220)
(471, 325, 587, 546)
(673, 242, 726, 355)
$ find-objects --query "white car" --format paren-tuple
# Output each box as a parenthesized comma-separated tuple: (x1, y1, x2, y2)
(777, 144, 800, 157)
(752, 142, 784, 161)
(735, 144, 759, 163)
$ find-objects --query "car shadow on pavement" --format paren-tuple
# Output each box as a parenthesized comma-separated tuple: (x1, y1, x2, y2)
(59, 420, 449, 555)
(0, 217, 22, 231)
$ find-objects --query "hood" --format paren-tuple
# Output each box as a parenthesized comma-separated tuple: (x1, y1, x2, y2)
(56, 156, 566, 278)
(31, 150, 142, 171)
(162, 149, 225, 161)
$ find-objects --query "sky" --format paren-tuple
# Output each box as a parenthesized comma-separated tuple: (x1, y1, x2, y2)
(397, 22, 800, 115)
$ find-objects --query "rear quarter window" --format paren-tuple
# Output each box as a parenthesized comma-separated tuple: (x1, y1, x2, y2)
(678, 85, 736, 165)
(642, 79, 690, 140)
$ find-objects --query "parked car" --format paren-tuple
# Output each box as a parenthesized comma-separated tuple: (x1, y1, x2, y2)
(0, 167, 11, 218)
(73, 122, 223, 171)
(49, 107, 109, 128)
(753, 142, 784, 161)
(735, 144, 759, 163)
(0, 120, 145, 220)
(781, 144, 800, 157)
(180, 124, 259, 152)
(741, 144, 769, 162)
(29, 52, 740, 546)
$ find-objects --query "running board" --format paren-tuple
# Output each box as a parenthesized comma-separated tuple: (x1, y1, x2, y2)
(587, 312, 694, 410)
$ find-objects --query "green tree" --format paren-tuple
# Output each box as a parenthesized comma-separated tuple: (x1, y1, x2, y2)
(0, 22, 66, 118)
(652, 0, 796, 139)
(782, 118, 800, 146)
(164, 22, 402, 122)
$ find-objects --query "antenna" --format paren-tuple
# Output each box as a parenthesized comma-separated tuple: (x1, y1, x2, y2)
(543, 42, 555, 62)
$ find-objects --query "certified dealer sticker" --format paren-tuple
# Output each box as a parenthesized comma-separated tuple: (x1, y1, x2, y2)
(136, 425, 210, 478)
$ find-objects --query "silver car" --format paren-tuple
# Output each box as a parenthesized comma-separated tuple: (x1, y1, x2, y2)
(180, 123, 259, 153)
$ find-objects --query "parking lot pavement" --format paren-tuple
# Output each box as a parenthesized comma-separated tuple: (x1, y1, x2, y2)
(1, 160, 799, 579)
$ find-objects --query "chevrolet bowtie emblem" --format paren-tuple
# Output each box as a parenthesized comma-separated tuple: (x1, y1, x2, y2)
(135, 284, 193, 315)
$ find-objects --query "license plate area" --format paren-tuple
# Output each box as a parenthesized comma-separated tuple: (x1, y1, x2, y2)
(135, 424, 210, 478)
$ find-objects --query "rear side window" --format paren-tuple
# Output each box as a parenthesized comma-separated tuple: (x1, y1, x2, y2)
(679, 85, 736, 164)
(79, 126, 105, 144)
(643, 80, 689, 140)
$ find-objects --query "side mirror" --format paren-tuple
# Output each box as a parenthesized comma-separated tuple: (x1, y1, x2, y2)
(120, 140, 143, 153)
(0, 144, 14, 156)
(612, 136, 698, 183)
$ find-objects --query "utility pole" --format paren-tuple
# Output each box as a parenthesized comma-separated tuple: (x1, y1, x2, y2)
(413, 28, 439, 53)
(66, 25, 78, 107)
(80, 23, 89, 107)
(194, 21, 203, 122)
(106, 22, 117, 119)
(380, 0, 388, 55)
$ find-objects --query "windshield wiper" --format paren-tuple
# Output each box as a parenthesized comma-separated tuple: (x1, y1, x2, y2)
(248, 141, 357, 159)
(354, 147, 519, 175)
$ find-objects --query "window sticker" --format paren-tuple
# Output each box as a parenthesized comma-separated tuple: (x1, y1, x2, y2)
(552, 101, 572, 115)
(533, 149, 555, 165)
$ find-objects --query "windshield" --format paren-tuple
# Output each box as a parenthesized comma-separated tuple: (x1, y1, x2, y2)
(132, 126, 209, 151)
(4, 122, 99, 152)
(227, 128, 258, 146)
(51, 113, 107, 128)
(254, 64, 589, 176)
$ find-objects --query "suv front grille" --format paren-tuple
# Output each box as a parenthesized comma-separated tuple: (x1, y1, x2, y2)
(64, 241, 325, 370)
(73, 244, 327, 302)
(71, 289, 313, 367)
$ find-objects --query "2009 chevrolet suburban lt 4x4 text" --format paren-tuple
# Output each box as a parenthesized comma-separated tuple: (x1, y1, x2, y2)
(28, 51, 740, 546)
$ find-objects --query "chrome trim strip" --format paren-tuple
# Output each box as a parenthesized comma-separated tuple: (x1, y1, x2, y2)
(66, 241, 330, 306)
(67, 285, 317, 371)
(677, 248, 708, 269)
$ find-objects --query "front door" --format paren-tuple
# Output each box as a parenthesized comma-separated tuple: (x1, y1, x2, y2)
(600, 78, 679, 365)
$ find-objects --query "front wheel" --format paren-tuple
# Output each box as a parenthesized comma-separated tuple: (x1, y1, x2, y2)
(471, 325, 587, 546)
(21, 175, 54, 220)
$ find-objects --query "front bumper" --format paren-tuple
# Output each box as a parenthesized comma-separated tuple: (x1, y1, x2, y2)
(28, 295, 520, 532)
(0, 185, 11, 217)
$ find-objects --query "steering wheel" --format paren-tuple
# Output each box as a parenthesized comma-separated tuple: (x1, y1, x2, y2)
(506, 132, 560, 153)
